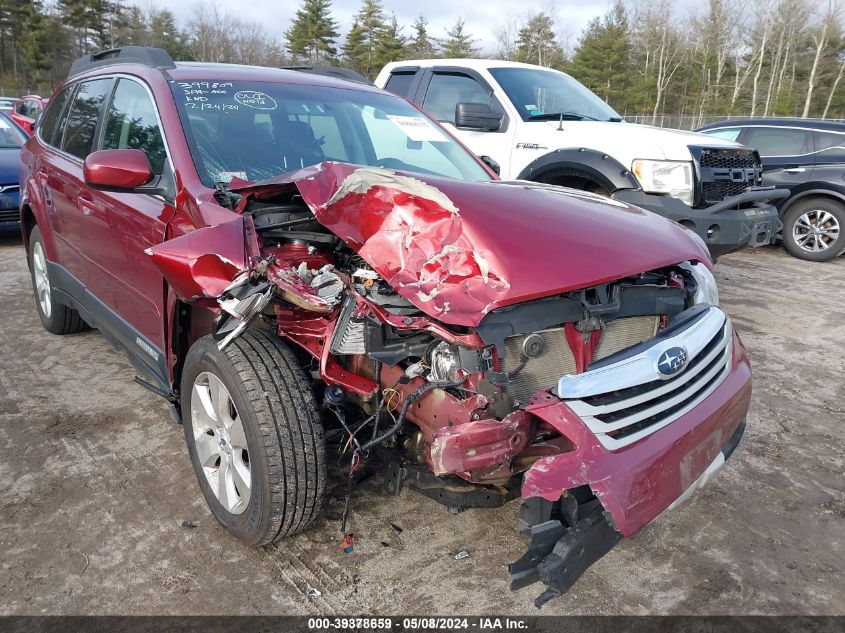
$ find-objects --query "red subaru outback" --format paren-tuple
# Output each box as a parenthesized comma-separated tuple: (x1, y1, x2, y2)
(20, 47, 751, 605)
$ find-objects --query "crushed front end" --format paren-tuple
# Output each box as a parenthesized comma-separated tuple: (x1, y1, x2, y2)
(148, 162, 751, 605)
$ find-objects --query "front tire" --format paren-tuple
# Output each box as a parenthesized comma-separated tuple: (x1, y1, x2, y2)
(782, 197, 845, 261)
(27, 226, 86, 334)
(180, 330, 326, 545)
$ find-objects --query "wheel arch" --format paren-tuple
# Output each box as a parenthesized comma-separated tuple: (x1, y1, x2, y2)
(20, 204, 36, 257)
(516, 148, 640, 193)
(780, 187, 845, 215)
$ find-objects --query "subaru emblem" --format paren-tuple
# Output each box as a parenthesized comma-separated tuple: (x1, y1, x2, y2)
(657, 346, 688, 377)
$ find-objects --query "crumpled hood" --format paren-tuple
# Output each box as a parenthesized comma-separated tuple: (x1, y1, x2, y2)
(232, 162, 710, 327)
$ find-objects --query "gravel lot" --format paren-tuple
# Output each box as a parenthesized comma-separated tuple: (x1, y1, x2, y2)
(0, 230, 843, 616)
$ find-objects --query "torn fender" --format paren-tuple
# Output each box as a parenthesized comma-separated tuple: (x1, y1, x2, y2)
(146, 216, 257, 302)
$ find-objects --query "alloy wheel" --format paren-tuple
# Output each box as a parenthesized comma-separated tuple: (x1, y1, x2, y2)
(190, 371, 251, 514)
(793, 209, 840, 253)
(32, 241, 52, 318)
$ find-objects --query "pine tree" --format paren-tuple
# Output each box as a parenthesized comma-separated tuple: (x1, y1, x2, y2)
(374, 14, 406, 70)
(567, 1, 633, 112)
(515, 12, 563, 68)
(149, 8, 192, 60)
(342, 0, 384, 78)
(439, 17, 477, 58)
(408, 13, 437, 58)
(285, 0, 339, 64)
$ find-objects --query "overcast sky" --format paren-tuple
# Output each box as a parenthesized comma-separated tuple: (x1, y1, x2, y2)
(159, 0, 628, 53)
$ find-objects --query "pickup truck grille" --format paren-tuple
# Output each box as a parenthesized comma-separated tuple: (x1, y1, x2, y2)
(559, 307, 731, 451)
(501, 316, 660, 405)
(695, 147, 761, 206)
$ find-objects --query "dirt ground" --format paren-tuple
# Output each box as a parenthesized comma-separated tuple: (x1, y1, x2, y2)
(0, 230, 843, 616)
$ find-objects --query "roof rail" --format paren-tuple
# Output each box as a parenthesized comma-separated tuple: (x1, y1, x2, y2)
(68, 46, 176, 78)
(280, 65, 373, 86)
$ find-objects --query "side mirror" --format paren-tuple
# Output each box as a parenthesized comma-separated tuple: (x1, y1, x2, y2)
(455, 102, 502, 131)
(83, 149, 154, 192)
(480, 155, 500, 175)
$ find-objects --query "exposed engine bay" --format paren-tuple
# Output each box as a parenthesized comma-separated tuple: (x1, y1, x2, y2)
(147, 161, 726, 605)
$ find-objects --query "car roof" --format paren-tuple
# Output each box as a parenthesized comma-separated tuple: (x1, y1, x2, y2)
(698, 118, 845, 133)
(167, 62, 382, 93)
(384, 58, 570, 73)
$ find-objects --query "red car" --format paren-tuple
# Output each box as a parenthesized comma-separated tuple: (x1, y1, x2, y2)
(11, 94, 46, 135)
(20, 47, 750, 605)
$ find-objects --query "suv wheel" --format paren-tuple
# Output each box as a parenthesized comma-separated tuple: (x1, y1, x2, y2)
(782, 198, 845, 261)
(28, 226, 86, 334)
(180, 329, 325, 545)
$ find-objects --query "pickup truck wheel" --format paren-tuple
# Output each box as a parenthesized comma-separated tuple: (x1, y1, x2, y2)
(27, 226, 86, 334)
(782, 198, 845, 261)
(181, 330, 326, 545)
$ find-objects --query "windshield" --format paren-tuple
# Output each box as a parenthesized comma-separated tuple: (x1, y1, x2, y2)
(169, 80, 492, 186)
(0, 114, 27, 147)
(489, 67, 621, 122)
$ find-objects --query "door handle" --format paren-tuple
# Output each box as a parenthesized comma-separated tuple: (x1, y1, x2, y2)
(37, 168, 48, 185)
(77, 197, 96, 216)
(784, 167, 806, 174)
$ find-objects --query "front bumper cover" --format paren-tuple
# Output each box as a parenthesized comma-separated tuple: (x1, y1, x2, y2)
(612, 188, 787, 258)
(508, 329, 751, 604)
(520, 330, 751, 535)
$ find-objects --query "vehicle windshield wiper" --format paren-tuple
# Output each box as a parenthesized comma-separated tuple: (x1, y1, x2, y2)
(527, 112, 599, 121)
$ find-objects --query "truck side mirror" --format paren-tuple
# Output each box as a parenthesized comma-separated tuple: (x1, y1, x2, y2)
(455, 102, 502, 131)
(480, 155, 500, 175)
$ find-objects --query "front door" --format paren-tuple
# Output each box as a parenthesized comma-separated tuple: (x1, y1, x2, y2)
(419, 69, 515, 175)
(739, 125, 815, 190)
(86, 77, 174, 374)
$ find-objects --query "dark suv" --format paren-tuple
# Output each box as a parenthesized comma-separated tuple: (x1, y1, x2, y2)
(698, 118, 845, 261)
(21, 47, 752, 604)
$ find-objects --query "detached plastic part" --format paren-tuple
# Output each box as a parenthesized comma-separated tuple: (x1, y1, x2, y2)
(508, 501, 622, 608)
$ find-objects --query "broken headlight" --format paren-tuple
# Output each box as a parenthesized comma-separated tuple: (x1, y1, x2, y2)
(682, 261, 719, 306)
(427, 341, 481, 384)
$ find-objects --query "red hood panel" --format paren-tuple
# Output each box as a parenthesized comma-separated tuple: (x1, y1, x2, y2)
(234, 162, 711, 327)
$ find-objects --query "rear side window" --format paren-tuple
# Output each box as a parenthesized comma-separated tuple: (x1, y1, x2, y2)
(422, 73, 492, 124)
(101, 79, 167, 175)
(384, 72, 415, 97)
(812, 130, 845, 152)
(703, 127, 741, 142)
(38, 87, 74, 145)
(60, 78, 113, 159)
(742, 126, 811, 156)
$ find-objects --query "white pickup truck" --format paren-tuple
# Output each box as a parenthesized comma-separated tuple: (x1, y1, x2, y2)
(375, 59, 787, 258)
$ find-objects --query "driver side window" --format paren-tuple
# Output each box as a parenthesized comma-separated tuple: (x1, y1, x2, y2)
(101, 79, 167, 175)
(422, 73, 492, 125)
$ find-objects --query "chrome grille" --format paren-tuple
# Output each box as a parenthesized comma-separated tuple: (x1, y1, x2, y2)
(559, 307, 731, 451)
(502, 328, 576, 405)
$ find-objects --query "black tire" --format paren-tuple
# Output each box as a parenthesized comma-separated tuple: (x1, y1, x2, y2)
(27, 226, 86, 335)
(782, 197, 845, 262)
(180, 329, 326, 545)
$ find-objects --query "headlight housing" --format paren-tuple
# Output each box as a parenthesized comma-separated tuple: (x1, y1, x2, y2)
(681, 261, 719, 306)
(632, 159, 694, 206)
(428, 342, 469, 384)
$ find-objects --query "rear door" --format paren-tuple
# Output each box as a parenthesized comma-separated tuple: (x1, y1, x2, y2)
(738, 125, 815, 189)
(808, 128, 845, 184)
(48, 77, 114, 280)
(87, 76, 173, 366)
